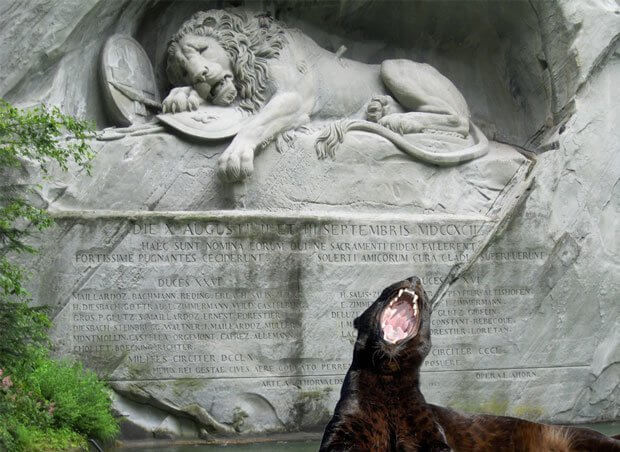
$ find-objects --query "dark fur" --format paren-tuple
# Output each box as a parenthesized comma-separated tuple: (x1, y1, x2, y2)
(320, 277, 450, 451)
(430, 404, 620, 451)
(320, 277, 620, 452)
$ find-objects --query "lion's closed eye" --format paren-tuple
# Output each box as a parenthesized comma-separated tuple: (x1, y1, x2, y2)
(187, 43, 208, 53)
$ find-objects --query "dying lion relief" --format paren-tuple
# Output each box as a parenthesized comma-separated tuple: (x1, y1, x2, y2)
(320, 277, 620, 452)
(160, 8, 489, 182)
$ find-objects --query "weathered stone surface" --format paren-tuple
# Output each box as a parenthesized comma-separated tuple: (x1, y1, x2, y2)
(100, 34, 161, 126)
(501, 44, 619, 423)
(30, 212, 496, 433)
(2, 0, 618, 441)
(20, 130, 528, 215)
(0, 0, 151, 123)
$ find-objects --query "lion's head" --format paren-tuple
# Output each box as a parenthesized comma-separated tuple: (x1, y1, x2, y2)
(166, 9, 287, 112)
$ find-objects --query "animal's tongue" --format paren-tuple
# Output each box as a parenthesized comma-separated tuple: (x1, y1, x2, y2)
(383, 324, 408, 343)
(381, 300, 415, 344)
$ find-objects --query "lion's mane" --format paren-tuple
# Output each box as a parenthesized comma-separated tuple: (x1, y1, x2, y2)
(166, 9, 287, 112)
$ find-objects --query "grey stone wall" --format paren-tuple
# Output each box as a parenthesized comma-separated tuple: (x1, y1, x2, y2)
(2, 0, 617, 440)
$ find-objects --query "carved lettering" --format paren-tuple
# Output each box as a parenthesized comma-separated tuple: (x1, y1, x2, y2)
(63, 218, 546, 390)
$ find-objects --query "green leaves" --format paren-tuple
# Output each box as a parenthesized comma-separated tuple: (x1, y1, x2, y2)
(0, 302, 50, 369)
(0, 101, 95, 368)
(0, 199, 53, 255)
(0, 359, 115, 451)
(27, 359, 120, 441)
(0, 99, 95, 174)
(0, 99, 95, 305)
(0, 100, 95, 309)
(0, 101, 118, 450)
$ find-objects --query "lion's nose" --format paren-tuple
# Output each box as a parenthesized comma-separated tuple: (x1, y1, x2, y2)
(206, 67, 225, 85)
(193, 69, 209, 84)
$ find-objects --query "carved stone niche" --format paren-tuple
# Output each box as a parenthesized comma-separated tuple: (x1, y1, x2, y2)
(7, 0, 617, 443)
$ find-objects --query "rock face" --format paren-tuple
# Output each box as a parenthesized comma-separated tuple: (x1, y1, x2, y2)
(2, 0, 618, 441)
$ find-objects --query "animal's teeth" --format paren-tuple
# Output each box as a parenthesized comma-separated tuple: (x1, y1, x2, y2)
(398, 289, 404, 298)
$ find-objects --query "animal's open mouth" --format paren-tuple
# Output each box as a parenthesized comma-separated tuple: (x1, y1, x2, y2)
(380, 288, 419, 344)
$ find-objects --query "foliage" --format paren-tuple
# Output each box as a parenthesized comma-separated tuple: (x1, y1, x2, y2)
(0, 197, 54, 370)
(0, 367, 80, 451)
(0, 366, 88, 451)
(0, 100, 118, 450)
(14, 427, 86, 452)
(0, 99, 94, 173)
(0, 359, 119, 450)
(27, 358, 119, 441)
(0, 99, 94, 369)
(0, 300, 50, 372)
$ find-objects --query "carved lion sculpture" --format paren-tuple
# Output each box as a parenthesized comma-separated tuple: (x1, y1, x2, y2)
(163, 9, 489, 182)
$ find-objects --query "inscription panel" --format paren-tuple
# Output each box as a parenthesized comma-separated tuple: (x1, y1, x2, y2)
(59, 217, 488, 379)
(43, 212, 586, 423)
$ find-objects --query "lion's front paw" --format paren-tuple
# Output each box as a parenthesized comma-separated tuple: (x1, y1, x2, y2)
(217, 138, 255, 182)
(379, 113, 423, 135)
(366, 95, 393, 122)
(162, 87, 202, 113)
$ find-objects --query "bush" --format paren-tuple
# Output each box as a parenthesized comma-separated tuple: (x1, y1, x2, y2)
(0, 99, 93, 371)
(0, 300, 50, 372)
(0, 100, 119, 450)
(0, 358, 119, 450)
(27, 358, 119, 441)
(13, 426, 86, 452)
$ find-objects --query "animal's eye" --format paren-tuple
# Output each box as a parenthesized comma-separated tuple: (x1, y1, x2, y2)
(189, 43, 208, 53)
